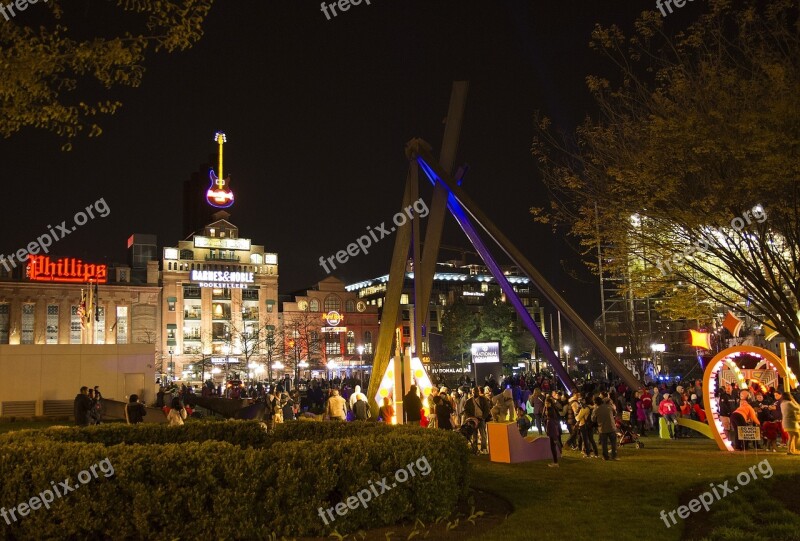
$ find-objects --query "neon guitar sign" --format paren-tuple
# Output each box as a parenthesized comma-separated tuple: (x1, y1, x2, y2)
(207, 131, 235, 208)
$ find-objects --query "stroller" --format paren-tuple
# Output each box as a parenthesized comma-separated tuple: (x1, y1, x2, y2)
(617, 413, 644, 449)
(459, 416, 480, 454)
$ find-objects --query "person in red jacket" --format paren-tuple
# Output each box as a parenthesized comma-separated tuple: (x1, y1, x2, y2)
(658, 394, 678, 439)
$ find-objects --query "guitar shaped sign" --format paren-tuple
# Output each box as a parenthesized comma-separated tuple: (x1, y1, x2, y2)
(206, 131, 235, 208)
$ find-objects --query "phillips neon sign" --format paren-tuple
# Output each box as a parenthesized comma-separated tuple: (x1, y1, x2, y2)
(27, 255, 108, 283)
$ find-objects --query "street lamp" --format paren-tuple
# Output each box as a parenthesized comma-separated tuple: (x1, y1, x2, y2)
(327, 359, 337, 381)
(563, 345, 570, 371)
(168, 349, 174, 383)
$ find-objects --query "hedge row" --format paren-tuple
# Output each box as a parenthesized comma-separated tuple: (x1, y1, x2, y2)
(0, 420, 436, 449)
(0, 430, 470, 538)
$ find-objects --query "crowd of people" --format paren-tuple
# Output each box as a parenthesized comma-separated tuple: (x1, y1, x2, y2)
(73, 370, 800, 461)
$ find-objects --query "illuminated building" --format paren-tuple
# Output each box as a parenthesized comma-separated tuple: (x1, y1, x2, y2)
(0, 255, 160, 346)
(160, 211, 278, 382)
(346, 257, 545, 364)
(281, 276, 379, 380)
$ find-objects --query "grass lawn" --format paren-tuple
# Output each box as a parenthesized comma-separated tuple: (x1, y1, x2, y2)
(0, 420, 68, 434)
(470, 435, 800, 541)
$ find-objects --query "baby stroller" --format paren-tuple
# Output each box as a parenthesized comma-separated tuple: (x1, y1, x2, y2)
(459, 416, 480, 454)
(617, 413, 644, 449)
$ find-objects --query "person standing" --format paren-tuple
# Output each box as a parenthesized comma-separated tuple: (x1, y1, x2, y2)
(125, 394, 147, 425)
(464, 387, 491, 455)
(167, 397, 187, 426)
(577, 398, 598, 458)
(353, 393, 371, 421)
(772, 390, 790, 447)
(435, 394, 454, 430)
(73, 386, 93, 427)
(403, 385, 423, 425)
(658, 393, 678, 439)
(325, 389, 347, 421)
(379, 397, 395, 424)
(593, 396, 618, 460)
(543, 397, 562, 467)
(780, 391, 800, 455)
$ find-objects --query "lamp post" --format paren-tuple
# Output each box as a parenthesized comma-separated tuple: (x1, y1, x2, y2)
(168, 349, 174, 383)
(357, 344, 364, 381)
(563, 345, 570, 373)
(327, 359, 337, 382)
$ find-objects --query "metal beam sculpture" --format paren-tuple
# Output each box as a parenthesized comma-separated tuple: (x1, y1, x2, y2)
(367, 83, 642, 413)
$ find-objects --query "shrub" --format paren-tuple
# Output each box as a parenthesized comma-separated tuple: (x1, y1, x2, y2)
(0, 424, 470, 538)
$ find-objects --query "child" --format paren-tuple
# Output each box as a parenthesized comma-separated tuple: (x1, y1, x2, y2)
(516, 407, 532, 437)
(762, 420, 779, 452)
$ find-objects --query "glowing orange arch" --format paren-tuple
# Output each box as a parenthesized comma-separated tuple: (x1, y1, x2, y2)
(703, 345, 798, 452)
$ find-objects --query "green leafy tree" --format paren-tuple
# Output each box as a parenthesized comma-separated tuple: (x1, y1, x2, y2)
(0, 0, 214, 149)
(441, 297, 477, 373)
(476, 290, 520, 364)
(532, 0, 800, 344)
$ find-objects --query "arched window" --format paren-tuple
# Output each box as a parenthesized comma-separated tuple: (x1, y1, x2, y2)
(324, 295, 341, 312)
(309, 299, 320, 312)
(347, 331, 355, 354)
(345, 299, 355, 313)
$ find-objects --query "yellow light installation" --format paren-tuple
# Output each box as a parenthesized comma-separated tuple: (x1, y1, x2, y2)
(723, 311, 744, 337)
(690, 330, 712, 349)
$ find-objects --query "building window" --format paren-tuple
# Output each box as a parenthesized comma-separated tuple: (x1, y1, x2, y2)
(346, 331, 355, 354)
(212, 303, 231, 320)
(364, 331, 372, 354)
(242, 288, 259, 301)
(345, 299, 355, 313)
(212, 288, 231, 300)
(402, 310, 410, 321)
(310, 331, 319, 354)
(326, 335, 342, 355)
(250, 253, 263, 264)
(21, 303, 34, 344)
(400, 294, 409, 305)
(183, 286, 201, 299)
(430, 311, 438, 321)
(167, 297, 176, 311)
(94, 307, 105, 344)
(324, 295, 341, 312)
(116, 306, 128, 344)
(402, 326, 410, 337)
(70, 306, 81, 344)
(212, 322, 230, 341)
(180, 249, 194, 260)
(0, 304, 9, 344)
(46, 305, 59, 344)
(309, 299, 320, 312)
(266, 300, 275, 313)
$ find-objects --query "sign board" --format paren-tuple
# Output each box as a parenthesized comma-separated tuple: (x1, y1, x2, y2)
(211, 357, 239, 364)
(621, 411, 631, 421)
(471, 342, 500, 364)
(194, 236, 251, 251)
(28, 255, 108, 283)
(321, 326, 346, 333)
(325, 311, 343, 326)
(190, 269, 254, 289)
(737, 426, 761, 441)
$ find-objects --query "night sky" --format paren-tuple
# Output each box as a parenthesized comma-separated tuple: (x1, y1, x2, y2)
(1, 1, 703, 322)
